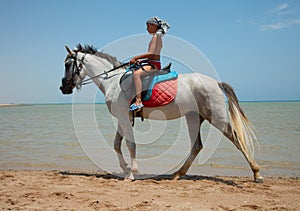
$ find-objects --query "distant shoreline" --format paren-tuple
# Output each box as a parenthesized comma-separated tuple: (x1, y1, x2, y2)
(0, 104, 20, 107)
(0, 100, 299, 106)
(0, 101, 299, 108)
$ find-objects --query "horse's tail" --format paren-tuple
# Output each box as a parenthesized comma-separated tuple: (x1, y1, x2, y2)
(218, 82, 257, 157)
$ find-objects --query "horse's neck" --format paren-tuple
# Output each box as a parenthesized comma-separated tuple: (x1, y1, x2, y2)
(86, 55, 123, 96)
(99, 70, 123, 97)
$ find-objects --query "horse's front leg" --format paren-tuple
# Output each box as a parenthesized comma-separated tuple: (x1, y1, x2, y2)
(118, 118, 138, 180)
(126, 139, 138, 173)
(113, 128, 128, 173)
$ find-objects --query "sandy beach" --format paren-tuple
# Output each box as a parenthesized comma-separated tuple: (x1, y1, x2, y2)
(0, 170, 299, 210)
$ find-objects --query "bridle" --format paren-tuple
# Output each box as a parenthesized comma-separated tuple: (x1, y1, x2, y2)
(64, 52, 129, 91)
(63, 52, 86, 89)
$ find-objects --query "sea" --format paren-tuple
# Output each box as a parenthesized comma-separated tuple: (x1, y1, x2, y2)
(0, 102, 299, 178)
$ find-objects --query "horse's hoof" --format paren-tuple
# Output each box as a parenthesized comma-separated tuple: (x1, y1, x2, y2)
(125, 171, 134, 181)
(254, 176, 264, 183)
(172, 174, 180, 180)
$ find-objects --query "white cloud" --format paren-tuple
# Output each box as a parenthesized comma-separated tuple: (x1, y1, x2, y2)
(272, 3, 289, 14)
(260, 19, 300, 31)
(243, 3, 300, 31)
(253, 3, 300, 31)
(260, 23, 286, 31)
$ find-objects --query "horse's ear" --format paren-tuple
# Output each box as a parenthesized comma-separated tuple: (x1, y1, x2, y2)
(65, 45, 73, 55)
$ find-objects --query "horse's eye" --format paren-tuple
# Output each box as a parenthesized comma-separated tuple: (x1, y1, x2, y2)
(65, 62, 71, 69)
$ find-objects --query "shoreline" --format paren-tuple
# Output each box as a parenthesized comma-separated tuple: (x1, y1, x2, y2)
(0, 104, 19, 107)
(1, 170, 299, 210)
(0, 100, 299, 106)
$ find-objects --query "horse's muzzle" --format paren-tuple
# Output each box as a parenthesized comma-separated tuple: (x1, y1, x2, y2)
(59, 85, 73, 94)
(60, 79, 74, 94)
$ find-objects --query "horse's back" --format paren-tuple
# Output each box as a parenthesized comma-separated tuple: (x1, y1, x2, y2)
(177, 72, 222, 101)
(178, 73, 227, 123)
(142, 72, 225, 120)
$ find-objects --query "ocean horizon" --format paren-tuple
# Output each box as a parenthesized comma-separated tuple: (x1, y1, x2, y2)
(1, 99, 299, 105)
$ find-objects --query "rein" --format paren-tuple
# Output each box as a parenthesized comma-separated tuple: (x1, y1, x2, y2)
(81, 62, 129, 85)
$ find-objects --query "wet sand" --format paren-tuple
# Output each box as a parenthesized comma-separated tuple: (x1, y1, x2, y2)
(0, 170, 299, 210)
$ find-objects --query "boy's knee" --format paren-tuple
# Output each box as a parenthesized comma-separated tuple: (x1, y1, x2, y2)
(133, 71, 141, 78)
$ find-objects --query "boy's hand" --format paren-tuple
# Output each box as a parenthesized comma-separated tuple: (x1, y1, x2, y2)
(130, 58, 137, 64)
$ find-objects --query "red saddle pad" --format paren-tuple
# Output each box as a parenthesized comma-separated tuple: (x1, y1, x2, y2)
(142, 78, 178, 107)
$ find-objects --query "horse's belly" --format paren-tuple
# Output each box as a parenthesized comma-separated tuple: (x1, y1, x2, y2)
(141, 99, 198, 120)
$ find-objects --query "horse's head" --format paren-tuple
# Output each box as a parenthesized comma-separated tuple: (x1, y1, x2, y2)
(60, 44, 125, 95)
(60, 46, 86, 94)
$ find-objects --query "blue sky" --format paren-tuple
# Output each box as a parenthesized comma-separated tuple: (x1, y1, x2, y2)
(0, 0, 299, 103)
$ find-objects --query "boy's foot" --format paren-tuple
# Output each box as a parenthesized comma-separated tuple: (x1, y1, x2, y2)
(129, 103, 144, 111)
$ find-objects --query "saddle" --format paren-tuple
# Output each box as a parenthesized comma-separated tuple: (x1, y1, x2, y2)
(119, 63, 178, 107)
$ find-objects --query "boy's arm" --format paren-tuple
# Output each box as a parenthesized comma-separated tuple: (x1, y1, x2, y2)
(130, 35, 159, 64)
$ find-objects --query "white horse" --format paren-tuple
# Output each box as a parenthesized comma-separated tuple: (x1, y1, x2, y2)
(60, 44, 264, 183)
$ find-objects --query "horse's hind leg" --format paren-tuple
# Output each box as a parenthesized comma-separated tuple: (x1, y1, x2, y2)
(172, 112, 204, 180)
(222, 123, 264, 183)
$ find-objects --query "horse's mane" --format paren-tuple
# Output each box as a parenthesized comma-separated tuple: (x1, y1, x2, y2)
(75, 44, 123, 68)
